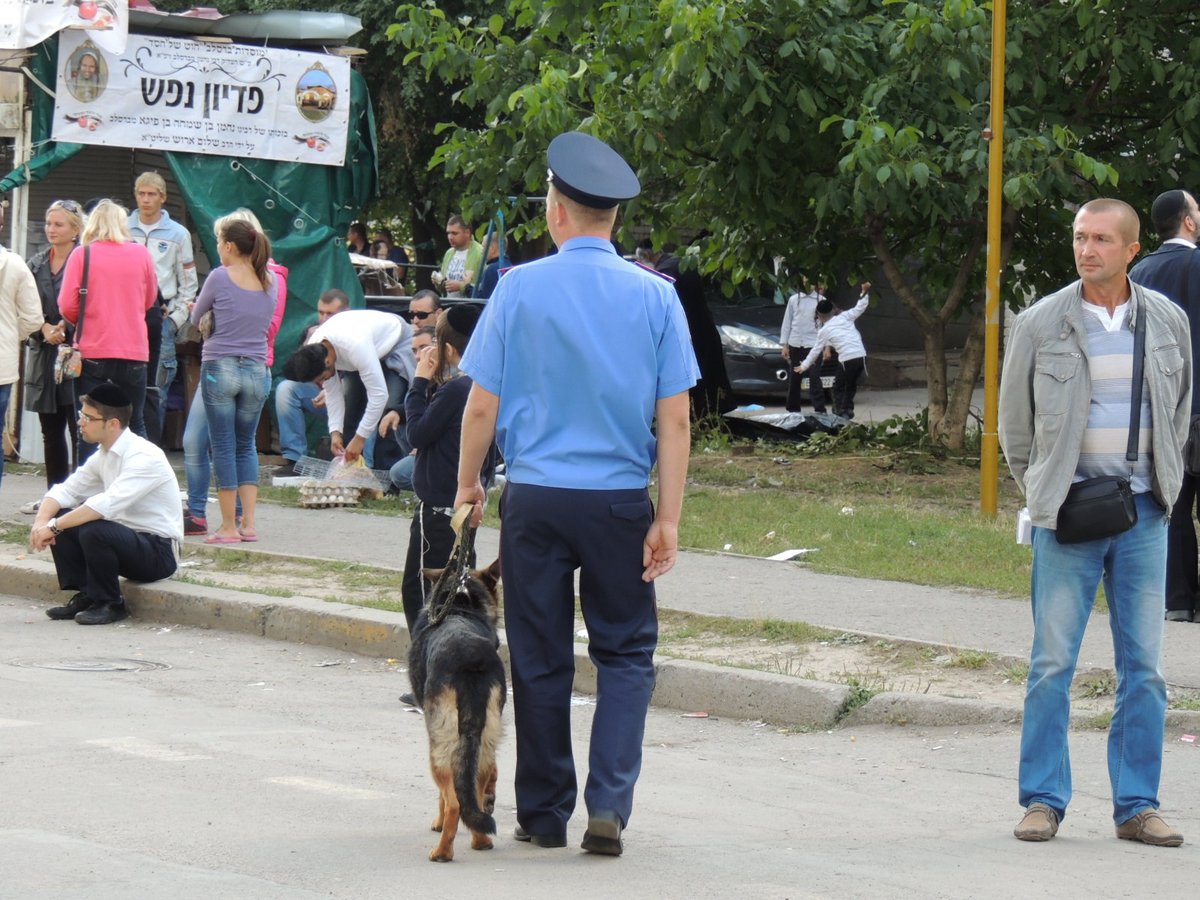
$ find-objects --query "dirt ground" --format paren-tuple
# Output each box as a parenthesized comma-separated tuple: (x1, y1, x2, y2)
(174, 550, 1122, 716)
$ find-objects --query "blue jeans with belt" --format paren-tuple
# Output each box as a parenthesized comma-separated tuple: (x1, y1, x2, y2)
(1020, 492, 1168, 824)
(200, 356, 267, 490)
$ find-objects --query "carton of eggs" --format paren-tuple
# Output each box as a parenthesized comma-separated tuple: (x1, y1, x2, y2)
(299, 480, 363, 508)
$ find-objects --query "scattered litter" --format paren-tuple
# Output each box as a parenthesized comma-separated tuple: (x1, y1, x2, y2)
(766, 548, 818, 561)
(840, 506, 855, 516)
(765, 530, 776, 539)
(737, 404, 764, 412)
(156, 627, 173, 634)
(313, 660, 343, 668)
(247, 682, 266, 687)
(385, 658, 400, 665)
(576, 628, 589, 639)
(681, 711, 709, 719)
(177, 560, 200, 568)
(908, 540, 917, 547)
(771, 457, 792, 466)
(15, 553, 25, 560)
(931, 745, 943, 751)
(723, 543, 733, 551)
(570, 694, 595, 707)
(1182, 734, 1197, 743)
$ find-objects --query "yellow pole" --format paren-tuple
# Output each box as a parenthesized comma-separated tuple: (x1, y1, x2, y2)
(981, 0, 1007, 517)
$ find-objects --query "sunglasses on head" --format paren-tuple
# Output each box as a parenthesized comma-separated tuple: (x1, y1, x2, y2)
(50, 199, 81, 213)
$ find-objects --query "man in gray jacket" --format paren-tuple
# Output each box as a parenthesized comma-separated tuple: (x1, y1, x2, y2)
(999, 198, 1191, 848)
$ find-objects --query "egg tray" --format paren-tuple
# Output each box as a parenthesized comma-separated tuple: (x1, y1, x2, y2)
(298, 481, 367, 508)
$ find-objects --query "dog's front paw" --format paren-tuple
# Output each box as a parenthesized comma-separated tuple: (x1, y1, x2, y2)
(429, 846, 454, 862)
(431, 818, 443, 832)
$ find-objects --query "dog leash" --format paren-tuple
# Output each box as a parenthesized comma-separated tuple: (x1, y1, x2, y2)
(426, 503, 477, 626)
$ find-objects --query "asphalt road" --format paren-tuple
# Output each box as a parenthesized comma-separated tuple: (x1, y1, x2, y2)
(3, 593, 1199, 899)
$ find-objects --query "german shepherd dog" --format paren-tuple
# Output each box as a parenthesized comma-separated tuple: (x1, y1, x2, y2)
(407, 559, 505, 862)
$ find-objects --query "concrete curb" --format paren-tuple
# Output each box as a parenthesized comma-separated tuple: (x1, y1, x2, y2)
(1, 558, 1038, 730)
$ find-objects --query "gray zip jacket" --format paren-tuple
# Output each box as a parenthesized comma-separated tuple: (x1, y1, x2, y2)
(999, 279, 1192, 529)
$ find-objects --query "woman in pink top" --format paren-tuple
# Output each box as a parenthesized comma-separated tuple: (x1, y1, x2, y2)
(58, 199, 158, 459)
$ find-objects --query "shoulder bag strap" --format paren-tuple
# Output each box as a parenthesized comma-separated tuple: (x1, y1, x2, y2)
(1127, 287, 1147, 466)
(73, 246, 90, 347)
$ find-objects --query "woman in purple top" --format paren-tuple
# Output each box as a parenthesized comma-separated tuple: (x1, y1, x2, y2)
(190, 218, 276, 544)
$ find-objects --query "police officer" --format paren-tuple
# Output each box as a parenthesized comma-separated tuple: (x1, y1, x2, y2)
(455, 131, 699, 856)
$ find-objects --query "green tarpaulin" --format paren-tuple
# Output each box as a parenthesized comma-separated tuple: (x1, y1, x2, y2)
(1, 37, 379, 373)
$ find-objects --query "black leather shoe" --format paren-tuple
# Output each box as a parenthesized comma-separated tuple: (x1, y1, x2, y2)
(1166, 610, 1194, 622)
(581, 810, 624, 856)
(46, 593, 93, 620)
(74, 602, 129, 625)
(398, 692, 417, 706)
(514, 825, 567, 848)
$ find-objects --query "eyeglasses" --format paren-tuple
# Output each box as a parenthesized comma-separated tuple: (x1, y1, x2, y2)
(50, 200, 81, 214)
(78, 411, 108, 424)
(410, 310, 434, 321)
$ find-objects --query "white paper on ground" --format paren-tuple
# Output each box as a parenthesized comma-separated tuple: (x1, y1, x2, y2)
(765, 548, 819, 561)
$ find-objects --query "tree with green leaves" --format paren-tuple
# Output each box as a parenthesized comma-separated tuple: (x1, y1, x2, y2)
(392, 0, 1200, 447)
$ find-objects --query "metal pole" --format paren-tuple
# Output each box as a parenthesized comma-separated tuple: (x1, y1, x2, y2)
(981, 0, 1007, 517)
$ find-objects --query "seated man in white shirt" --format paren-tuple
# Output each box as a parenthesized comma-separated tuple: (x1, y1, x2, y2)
(281, 309, 415, 464)
(31, 383, 183, 625)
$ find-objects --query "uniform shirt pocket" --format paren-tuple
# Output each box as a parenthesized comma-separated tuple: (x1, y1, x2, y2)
(1152, 343, 1185, 377)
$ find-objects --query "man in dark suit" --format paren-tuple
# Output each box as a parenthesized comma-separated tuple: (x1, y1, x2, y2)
(1130, 188, 1200, 621)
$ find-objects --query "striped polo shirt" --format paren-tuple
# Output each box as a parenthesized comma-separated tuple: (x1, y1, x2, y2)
(1075, 301, 1153, 493)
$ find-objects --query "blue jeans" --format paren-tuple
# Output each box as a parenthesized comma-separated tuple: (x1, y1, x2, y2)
(156, 316, 178, 435)
(182, 385, 211, 520)
(201, 357, 268, 491)
(389, 453, 415, 492)
(1020, 492, 1168, 824)
(0, 382, 11, 488)
(274, 378, 324, 462)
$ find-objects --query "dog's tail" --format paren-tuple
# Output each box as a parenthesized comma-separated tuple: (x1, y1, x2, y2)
(453, 666, 505, 835)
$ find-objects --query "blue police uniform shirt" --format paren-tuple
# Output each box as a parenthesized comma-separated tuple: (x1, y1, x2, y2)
(460, 236, 699, 490)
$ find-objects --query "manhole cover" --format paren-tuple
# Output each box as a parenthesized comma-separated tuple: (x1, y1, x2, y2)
(8, 658, 172, 672)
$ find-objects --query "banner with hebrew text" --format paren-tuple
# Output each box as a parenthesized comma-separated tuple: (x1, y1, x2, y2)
(51, 30, 350, 167)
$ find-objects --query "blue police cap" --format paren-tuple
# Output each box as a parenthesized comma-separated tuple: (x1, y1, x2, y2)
(547, 131, 640, 209)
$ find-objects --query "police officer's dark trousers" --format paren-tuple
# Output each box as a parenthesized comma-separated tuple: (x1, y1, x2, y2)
(500, 482, 657, 837)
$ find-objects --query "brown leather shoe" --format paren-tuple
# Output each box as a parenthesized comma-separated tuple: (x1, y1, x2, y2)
(1014, 803, 1058, 841)
(1116, 810, 1183, 847)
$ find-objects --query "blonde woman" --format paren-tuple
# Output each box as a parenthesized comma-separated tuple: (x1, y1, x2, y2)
(57, 199, 159, 460)
(24, 199, 84, 489)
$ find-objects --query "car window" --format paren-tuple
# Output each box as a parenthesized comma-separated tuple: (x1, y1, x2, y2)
(704, 279, 786, 308)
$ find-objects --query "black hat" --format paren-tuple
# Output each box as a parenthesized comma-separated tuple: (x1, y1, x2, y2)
(445, 304, 481, 338)
(547, 131, 640, 209)
(83, 382, 131, 409)
(1150, 189, 1190, 233)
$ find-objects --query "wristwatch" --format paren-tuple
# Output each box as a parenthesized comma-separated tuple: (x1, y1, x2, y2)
(46, 517, 61, 536)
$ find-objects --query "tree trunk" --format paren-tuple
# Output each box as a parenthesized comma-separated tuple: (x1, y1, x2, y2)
(936, 307, 987, 449)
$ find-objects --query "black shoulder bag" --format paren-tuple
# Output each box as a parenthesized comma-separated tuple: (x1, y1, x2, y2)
(1054, 300, 1145, 544)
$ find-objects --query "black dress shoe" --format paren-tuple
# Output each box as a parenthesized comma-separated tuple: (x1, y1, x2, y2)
(74, 602, 129, 625)
(1165, 610, 1194, 623)
(514, 825, 567, 848)
(46, 592, 93, 620)
(581, 810, 624, 856)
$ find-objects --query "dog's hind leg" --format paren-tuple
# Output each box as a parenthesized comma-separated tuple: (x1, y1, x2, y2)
(470, 765, 497, 851)
(430, 764, 459, 862)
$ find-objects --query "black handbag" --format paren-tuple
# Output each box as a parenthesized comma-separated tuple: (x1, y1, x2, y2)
(1055, 301, 1145, 544)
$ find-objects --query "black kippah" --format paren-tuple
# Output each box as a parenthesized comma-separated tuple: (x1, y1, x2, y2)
(1151, 190, 1189, 233)
(84, 382, 131, 408)
(816, 299, 834, 315)
(445, 304, 480, 338)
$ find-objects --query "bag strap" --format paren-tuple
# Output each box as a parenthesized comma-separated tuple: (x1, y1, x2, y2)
(1127, 286, 1147, 465)
(73, 246, 90, 347)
